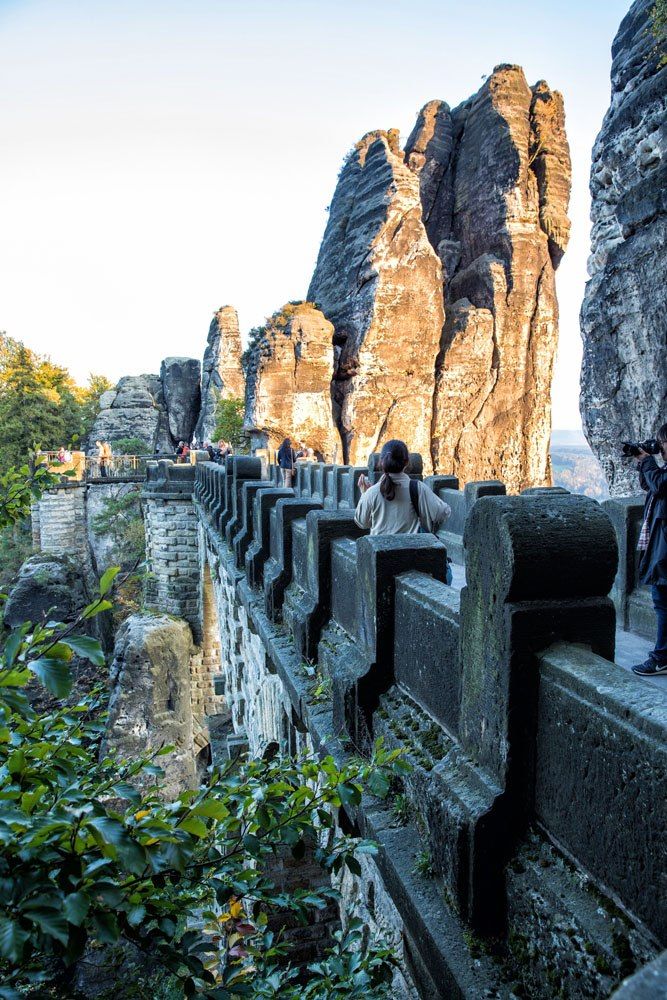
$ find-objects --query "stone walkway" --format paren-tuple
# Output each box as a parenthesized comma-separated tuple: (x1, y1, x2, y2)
(448, 561, 666, 695)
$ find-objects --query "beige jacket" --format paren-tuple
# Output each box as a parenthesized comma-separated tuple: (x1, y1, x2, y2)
(354, 474, 451, 536)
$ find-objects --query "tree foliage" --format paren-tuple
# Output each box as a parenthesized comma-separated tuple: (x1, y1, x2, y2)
(651, 0, 667, 63)
(0, 333, 112, 468)
(213, 399, 246, 453)
(0, 467, 405, 998)
(91, 487, 145, 568)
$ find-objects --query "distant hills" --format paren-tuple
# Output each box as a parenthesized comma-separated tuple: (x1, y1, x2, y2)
(550, 429, 608, 499)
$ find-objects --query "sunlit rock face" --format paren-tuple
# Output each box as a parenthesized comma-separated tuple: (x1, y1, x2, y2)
(194, 305, 245, 444)
(307, 130, 444, 470)
(405, 66, 571, 492)
(307, 72, 570, 490)
(243, 302, 339, 460)
(580, 0, 667, 495)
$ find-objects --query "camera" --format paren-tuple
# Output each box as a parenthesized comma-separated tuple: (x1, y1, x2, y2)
(621, 438, 660, 458)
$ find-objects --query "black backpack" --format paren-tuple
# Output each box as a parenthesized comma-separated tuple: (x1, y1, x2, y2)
(409, 479, 430, 533)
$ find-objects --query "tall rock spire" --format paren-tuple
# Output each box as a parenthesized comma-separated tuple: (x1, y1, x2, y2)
(194, 306, 244, 444)
(308, 130, 444, 470)
(243, 302, 339, 461)
(406, 65, 571, 492)
(305, 67, 571, 491)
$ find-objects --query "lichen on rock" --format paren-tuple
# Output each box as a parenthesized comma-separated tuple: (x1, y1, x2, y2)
(104, 613, 199, 798)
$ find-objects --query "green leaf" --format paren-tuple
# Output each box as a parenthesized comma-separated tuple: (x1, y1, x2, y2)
(345, 855, 362, 876)
(23, 905, 69, 945)
(112, 782, 141, 806)
(64, 635, 105, 667)
(192, 799, 229, 820)
(87, 815, 127, 846)
(3, 629, 24, 667)
(7, 749, 26, 775)
(0, 916, 29, 963)
(99, 566, 121, 596)
(126, 904, 146, 927)
(93, 911, 119, 944)
(337, 782, 361, 808)
(64, 892, 90, 927)
(85, 599, 113, 616)
(367, 771, 390, 798)
(28, 657, 73, 697)
(179, 815, 208, 838)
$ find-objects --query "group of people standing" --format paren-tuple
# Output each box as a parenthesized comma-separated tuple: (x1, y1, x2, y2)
(175, 439, 234, 465)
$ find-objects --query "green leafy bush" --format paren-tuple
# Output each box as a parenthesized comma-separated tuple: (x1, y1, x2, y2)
(91, 488, 145, 569)
(109, 438, 151, 456)
(212, 399, 246, 453)
(0, 467, 406, 999)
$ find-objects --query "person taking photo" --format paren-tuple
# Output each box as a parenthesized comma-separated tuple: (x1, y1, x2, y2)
(632, 422, 667, 677)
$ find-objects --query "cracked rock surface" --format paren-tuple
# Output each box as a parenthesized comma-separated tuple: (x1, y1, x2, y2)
(304, 68, 570, 489)
(194, 305, 245, 444)
(243, 302, 339, 460)
(580, 0, 667, 495)
(308, 129, 444, 470)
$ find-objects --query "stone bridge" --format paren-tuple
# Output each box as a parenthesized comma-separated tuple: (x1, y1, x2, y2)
(132, 454, 666, 999)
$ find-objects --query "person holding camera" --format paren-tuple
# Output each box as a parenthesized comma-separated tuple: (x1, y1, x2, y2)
(631, 423, 667, 677)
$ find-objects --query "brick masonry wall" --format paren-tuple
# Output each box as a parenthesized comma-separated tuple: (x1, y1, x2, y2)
(143, 495, 201, 640)
(31, 485, 93, 576)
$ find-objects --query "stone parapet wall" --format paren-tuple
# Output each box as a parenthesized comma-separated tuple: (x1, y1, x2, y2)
(30, 483, 91, 568)
(140, 457, 666, 998)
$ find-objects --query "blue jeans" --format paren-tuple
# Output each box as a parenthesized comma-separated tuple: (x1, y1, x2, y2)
(652, 584, 667, 665)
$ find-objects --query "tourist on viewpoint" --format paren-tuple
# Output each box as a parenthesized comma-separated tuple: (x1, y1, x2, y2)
(95, 440, 112, 478)
(217, 439, 233, 462)
(355, 439, 452, 582)
(277, 437, 297, 487)
(632, 423, 667, 677)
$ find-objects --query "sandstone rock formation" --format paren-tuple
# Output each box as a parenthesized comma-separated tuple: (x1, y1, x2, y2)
(105, 613, 197, 797)
(580, 0, 667, 495)
(305, 68, 570, 490)
(194, 306, 245, 444)
(88, 359, 201, 454)
(308, 130, 444, 469)
(407, 66, 571, 491)
(243, 302, 339, 460)
(89, 374, 165, 452)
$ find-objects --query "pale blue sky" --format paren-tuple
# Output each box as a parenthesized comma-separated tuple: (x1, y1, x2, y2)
(1, 0, 630, 428)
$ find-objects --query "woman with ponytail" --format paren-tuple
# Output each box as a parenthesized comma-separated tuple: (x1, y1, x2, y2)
(354, 439, 451, 537)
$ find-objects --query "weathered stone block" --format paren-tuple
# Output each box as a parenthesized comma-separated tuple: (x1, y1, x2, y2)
(394, 571, 460, 734)
(536, 642, 667, 943)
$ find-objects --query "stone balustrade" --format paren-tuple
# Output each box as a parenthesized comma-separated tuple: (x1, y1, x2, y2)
(135, 455, 666, 998)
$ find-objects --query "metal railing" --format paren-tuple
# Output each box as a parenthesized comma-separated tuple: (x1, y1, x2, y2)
(38, 451, 151, 482)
